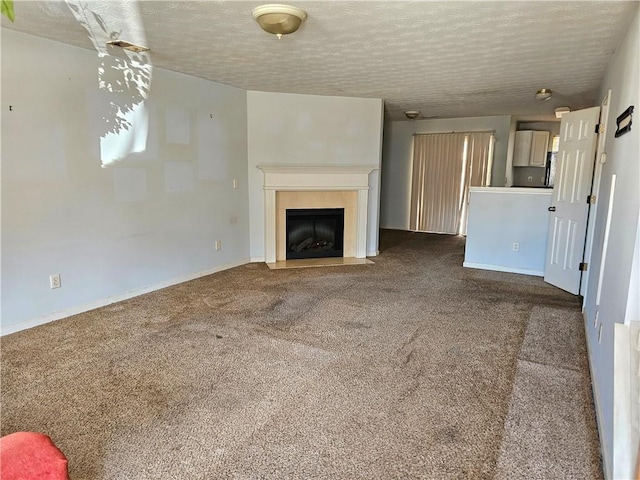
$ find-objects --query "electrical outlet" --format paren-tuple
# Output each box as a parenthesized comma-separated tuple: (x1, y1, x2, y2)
(230, 216, 238, 225)
(50, 274, 61, 289)
(215, 240, 222, 251)
(232, 179, 239, 189)
(512, 242, 520, 252)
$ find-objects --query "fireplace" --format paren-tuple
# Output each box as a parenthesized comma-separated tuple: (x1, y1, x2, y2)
(286, 208, 345, 259)
(257, 164, 377, 264)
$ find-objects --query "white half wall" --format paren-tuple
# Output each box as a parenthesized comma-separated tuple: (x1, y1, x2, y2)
(380, 115, 512, 230)
(581, 5, 640, 478)
(1, 30, 250, 333)
(247, 91, 384, 260)
(464, 187, 552, 276)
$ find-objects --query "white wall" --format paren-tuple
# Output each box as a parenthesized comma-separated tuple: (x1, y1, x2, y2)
(505, 117, 518, 187)
(1, 30, 250, 333)
(380, 115, 512, 230)
(464, 188, 552, 276)
(247, 91, 384, 260)
(581, 6, 640, 478)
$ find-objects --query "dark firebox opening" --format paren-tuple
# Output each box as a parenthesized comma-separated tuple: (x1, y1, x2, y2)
(286, 208, 345, 260)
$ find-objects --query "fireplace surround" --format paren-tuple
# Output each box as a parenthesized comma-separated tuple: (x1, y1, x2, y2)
(257, 164, 377, 264)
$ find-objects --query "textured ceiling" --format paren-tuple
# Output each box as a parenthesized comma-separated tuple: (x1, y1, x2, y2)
(2, 1, 638, 120)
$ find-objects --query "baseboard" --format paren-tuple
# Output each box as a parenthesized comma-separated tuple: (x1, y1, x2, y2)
(583, 311, 612, 480)
(1, 258, 251, 336)
(462, 262, 544, 277)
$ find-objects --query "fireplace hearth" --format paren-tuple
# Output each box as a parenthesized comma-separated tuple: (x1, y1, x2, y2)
(286, 208, 344, 260)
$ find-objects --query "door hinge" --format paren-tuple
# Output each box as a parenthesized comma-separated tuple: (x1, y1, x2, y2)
(587, 195, 597, 204)
(579, 262, 589, 271)
(595, 124, 601, 134)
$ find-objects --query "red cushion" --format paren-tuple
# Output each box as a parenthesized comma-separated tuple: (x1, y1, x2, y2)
(0, 432, 69, 480)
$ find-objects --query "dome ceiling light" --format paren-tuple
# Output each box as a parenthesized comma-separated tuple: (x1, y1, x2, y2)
(535, 88, 553, 101)
(252, 4, 307, 39)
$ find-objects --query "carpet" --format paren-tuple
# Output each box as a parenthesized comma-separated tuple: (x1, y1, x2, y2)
(495, 306, 602, 479)
(0, 230, 600, 479)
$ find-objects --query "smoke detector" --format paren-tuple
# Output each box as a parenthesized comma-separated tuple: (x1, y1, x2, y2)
(405, 110, 420, 120)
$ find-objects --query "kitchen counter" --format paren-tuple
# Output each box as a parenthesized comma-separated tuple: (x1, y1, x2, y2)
(471, 186, 553, 193)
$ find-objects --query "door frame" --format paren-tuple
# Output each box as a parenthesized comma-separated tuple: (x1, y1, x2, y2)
(580, 90, 612, 299)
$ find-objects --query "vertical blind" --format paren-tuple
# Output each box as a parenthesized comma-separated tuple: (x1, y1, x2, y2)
(410, 132, 494, 235)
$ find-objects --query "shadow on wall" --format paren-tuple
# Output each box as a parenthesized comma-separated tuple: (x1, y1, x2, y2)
(66, 0, 152, 167)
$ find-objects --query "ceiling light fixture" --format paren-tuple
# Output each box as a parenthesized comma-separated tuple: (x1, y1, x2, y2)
(405, 110, 420, 120)
(106, 40, 149, 52)
(252, 4, 307, 39)
(535, 88, 552, 101)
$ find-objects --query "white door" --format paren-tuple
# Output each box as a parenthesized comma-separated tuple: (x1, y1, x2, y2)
(544, 106, 600, 294)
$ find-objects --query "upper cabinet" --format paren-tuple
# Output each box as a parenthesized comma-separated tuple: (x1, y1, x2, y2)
(513, 130, 550, 167)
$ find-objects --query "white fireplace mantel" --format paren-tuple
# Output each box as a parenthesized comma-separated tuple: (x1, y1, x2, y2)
(257, 164, 378, 264)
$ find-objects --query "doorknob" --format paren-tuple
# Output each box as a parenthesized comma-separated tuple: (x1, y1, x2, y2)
(548, 206, 556, 212)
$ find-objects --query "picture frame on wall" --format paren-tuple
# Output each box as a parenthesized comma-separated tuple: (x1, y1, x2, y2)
(614, 105, 634, 138)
